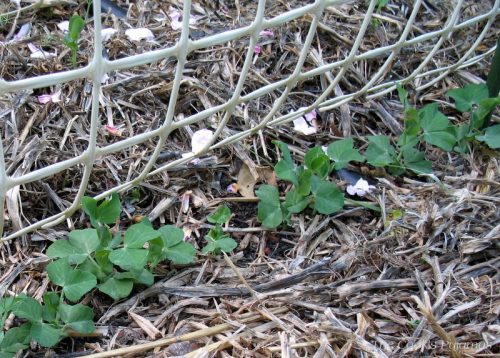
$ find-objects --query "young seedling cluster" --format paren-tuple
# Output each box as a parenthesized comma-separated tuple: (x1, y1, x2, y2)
(0, 294, 94, 356)
(256, 81, 499, 229)
(202, 205, 237, 254)
(46, 194, 196, 301)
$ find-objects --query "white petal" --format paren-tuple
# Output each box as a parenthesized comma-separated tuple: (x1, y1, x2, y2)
(346, 185, 357, 196)
(14, 23, 31, 41)
(125, 28, 154, 42)
(28, 43, 56, 59)
(57, 20, 69, 32)
(101, 28, 117, 42)
(293, 117, 316, 135)
(191, 129, 213, 153)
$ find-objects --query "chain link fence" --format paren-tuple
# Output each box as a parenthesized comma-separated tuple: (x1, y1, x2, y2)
(0, 0, 498, 241)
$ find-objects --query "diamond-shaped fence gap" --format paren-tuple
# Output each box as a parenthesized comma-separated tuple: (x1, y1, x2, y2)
(100, 68, 176, 137)
(4, 164, 84, 237)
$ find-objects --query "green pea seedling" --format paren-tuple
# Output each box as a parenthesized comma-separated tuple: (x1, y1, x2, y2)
(202, 205, 237, 254)
(63, 15, 85, 67)
(0, 294, 94, 356)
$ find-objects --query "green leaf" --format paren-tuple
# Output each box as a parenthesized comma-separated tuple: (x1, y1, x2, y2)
(310, 176, 344, 214)
(58, 303, 95, 334)
(284, 188, 310, 213)
(296, 168, 312, 196)
(82, 193, 121, 228)
(96, 193, 121, 225)
(164, 241, 196, 264)
(398, 108, 421, 149)
(46, 259, 97, 302)
(327, 138, 365, 170)
(81, 197, 98, 228)
(68, 228, 99, 256)
(30, 322, 62, 347)
(476, 124, 500, 149)
(447, 83, 489, 112)
(365, 136, 399, 167)
(201, 242, 219, 255)
(419, 104, 456, 151)
(124, 223, 159, 249)
(42, 292, 60, 322)
(66, 15, 85, 42)
(215, 237, 237, 253)
(256, 185, 283, 229)
(396, 83, 410, 111)
(273, 141, 298, 185)
(471, 97, 500, 129)
(98, 277, 134, 300)
(402, 147, 432, 174)
(0, 324, 31, 353)
(12, 297, 42, 322)
(134, 269, 154, 286)
(304, 147, 331, 178)
(109, 248, 148, 271)
(207, 205, 231, 224)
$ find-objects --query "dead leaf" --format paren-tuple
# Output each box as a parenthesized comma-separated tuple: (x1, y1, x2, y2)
(256, 166, 277, 187)
(237, 163, 256, 198)
(129, 312, 162, 340)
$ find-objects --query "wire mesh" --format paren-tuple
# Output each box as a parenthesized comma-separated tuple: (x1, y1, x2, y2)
(0, 0, 499, 241)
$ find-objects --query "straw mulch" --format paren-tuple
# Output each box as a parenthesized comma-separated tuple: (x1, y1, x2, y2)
(0, 0, 498, 357)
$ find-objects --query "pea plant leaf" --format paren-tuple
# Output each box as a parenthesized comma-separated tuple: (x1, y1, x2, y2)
(401, 147, 432, 174)
(12, 297, 42, 322)
(447, 83, 489, 112)
(58, 303, 95, 334)
(273, 141, 298, 185)
(123, 223, 159, 249)
(47, 228, 99, 265)
(46, 258, 97, 302)
(418, 104, 456, 151)
(98, 276, 134, 301)
(284, 188, 310, 213)
(310, 176, 344, 214)
(365, 135, 399, 168)
(30, 322, 62, 348)
(327, 138, 365, 170)
(109, 248, 148, 272)
(256, 185, 283, 229)
(304, 147, 331, 178)
(207, 205, 231, 224)
(476, 124, 500, 149)
(157, 226, 196, 264)
(81, 193, 121, 228)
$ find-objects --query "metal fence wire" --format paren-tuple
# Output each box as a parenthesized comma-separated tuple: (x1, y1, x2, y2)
(0, 0, 499, 241)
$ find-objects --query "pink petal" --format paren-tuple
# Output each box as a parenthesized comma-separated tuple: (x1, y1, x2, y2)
(254, 45, 262, 54)
(259, 30, 274, 37)
(37, 90, 61, 104)
(227, 184, 239, 193)
(304, 109, 317, 122)
(104, 125, 121, 135)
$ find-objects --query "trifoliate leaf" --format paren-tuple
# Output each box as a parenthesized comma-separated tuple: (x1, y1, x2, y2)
(327, 138, 365, 170)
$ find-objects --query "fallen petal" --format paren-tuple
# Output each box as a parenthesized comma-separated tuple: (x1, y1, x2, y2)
(227, 183, 239, 194)
(57, 20, 69, 32)
(304, 109, 317, 122)
(125, 28, 155, 42)
(259, 29, 274, 37)
(28, 43, 56, 59)
(104, 125, 121, 136)
(191, 129, 213, 153)
(293, 116, 317, 135)
(254, 45, 262, 54)
(101, 28, 117, 42)
(37, 90, 61, 104)
(14, 23, 31, 41)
